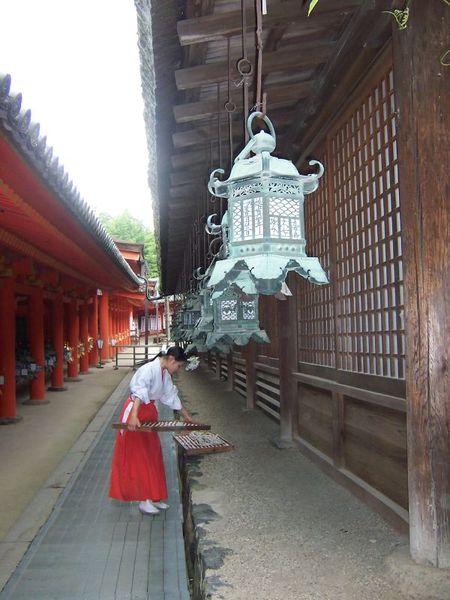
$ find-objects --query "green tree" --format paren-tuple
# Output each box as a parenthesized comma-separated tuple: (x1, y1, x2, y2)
(98, 210, 158, 278)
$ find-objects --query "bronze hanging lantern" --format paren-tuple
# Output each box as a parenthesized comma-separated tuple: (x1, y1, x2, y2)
(207, 112, 329, 297)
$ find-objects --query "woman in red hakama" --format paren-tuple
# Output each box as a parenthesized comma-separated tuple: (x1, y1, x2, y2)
(109, 346, 194, 515)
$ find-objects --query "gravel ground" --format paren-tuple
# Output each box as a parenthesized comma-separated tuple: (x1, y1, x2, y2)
(176, 366, 449, 600)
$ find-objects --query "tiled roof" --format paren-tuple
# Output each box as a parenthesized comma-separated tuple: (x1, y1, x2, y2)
(0, 72, 143, 287)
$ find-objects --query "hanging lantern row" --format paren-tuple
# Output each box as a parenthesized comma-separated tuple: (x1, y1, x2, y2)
(175, 113, 327, 354)
(180, 264, 269, 355)
(170, 294, 202, 344)
(207, 112, 328, 297)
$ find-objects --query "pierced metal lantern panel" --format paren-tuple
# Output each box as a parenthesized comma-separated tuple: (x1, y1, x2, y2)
(207, 112, 329, 295)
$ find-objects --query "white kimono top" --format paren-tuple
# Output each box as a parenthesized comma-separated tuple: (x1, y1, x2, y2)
(129, 357, 182, 410)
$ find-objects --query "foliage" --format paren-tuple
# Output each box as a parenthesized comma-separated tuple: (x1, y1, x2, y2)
(98, 211, 158, 278)
(306, 0, 319, 16)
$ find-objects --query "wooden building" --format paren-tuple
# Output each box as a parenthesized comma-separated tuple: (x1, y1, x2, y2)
(0, 74, 145, 422)
(134, 1, 450, 568)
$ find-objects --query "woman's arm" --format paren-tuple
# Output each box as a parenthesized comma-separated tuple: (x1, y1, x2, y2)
(179, 404, 193, 423)
(128, 396, 142, 430)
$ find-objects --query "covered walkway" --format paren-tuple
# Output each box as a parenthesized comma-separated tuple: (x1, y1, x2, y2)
(0, 363, 448, 600)
(0, 365, 189, 600)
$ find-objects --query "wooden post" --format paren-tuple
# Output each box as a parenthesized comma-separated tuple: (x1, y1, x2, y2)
(79, 302, 89, 374)
(67, 297, 79, 379)
(274, 274, 297, 447)
(88, 294, 99, 366)
(0, 276, 18, 421)
(99, 291, 110, 363)
(245, 342, 256, 409)
(393, 2, 450, 568)
(48, 293, 66, 391)
(165, 297, 171, 340)
(226, 351, 234, 391)
(28, 287, 46, 401)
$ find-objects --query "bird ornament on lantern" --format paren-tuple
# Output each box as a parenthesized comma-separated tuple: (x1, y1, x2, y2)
(207, 112, 329, 297)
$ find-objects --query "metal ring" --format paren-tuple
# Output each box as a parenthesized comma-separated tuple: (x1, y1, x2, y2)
(224, 101, 236, 113)
(236, 57, 253, 77)
(246, 111, 276, 142)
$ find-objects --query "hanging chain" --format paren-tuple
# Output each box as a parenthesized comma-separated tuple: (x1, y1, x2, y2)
(216, 82, 223, 216)
(225, 37, 235, 165)
(254, 0, 266, 116)
(237, 0, 252, 142)
(208, 116, 215, 205)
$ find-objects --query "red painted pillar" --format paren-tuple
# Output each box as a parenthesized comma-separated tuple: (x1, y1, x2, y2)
(49, 293, 66, 391)
(67, 298, 79, 379)
(28, 287, 46, 401)
(79, 302, 89, 373)
(89, 294, 99, 366)
(109, 306, 115, 359)
(0, 277, 19, 421)
(99, 291, 109, 363)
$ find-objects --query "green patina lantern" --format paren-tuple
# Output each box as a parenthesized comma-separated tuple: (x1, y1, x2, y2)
(205, 280, 270, 352)
(180, 293, 202, 342)
(187, 265, 270, 354)
(207, 112, 328, 297)
(170, 304, 184, 342)
(186, 269, 215, 353)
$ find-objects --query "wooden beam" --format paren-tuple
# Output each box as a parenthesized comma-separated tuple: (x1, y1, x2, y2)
(172, 108, 296, 149)
(171, 149, 208, 169)
(177, 0, 361, 46)
(173, 81, 313, 123)
(169, 183, 202, 199)
(393, 1, 450, 568)
(175, 42, 335, 90)
(170, 168, 207, 186)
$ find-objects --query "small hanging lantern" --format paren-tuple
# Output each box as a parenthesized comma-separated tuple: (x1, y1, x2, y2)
(205, 284, 269, 352)
(186, 270, 215, 353)
(170, 303, 186, 343)
(207, 112, 328, 297)
(180, 293, 202, 342)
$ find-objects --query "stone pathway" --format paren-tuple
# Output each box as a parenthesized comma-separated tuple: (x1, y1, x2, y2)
(0, 383, 190, 600)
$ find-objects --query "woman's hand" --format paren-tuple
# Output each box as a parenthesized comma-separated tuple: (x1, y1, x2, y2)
(127, 413, 141, 431)
(180, 406, 193, 423)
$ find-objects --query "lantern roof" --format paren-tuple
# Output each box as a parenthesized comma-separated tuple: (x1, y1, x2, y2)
(209, 255, 328, 297)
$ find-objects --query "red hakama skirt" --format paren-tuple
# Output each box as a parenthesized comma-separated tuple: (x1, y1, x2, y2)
(109, 397, 168, 502)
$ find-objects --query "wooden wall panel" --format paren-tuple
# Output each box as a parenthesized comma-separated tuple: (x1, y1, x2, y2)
(255, 369, 280, 420)
(232, 352, 247, 398)
(343, 398, 408, 508)
(296, 383, 333, 458)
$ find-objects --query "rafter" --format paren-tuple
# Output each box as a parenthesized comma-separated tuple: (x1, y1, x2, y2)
(177, 0, 362, 46)
(175, 42, 335, 90)
(173, 81, 313, 123)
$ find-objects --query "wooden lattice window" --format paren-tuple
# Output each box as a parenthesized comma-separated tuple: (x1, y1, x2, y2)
(332, 68, 404, 378)
(297, 65, 404, 381)
(297, 149, 335, 367)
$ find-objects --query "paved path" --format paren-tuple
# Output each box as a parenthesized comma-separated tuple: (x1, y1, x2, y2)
(0, 378, 190, 600)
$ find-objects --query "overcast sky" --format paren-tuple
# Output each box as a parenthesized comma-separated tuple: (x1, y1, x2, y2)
(0, 0, 153, 228)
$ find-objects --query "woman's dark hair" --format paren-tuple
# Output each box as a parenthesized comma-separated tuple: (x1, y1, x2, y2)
(151, 346, 188, 363)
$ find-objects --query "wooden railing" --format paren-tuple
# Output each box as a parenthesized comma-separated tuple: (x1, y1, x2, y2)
(113, 344, 162, 369)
